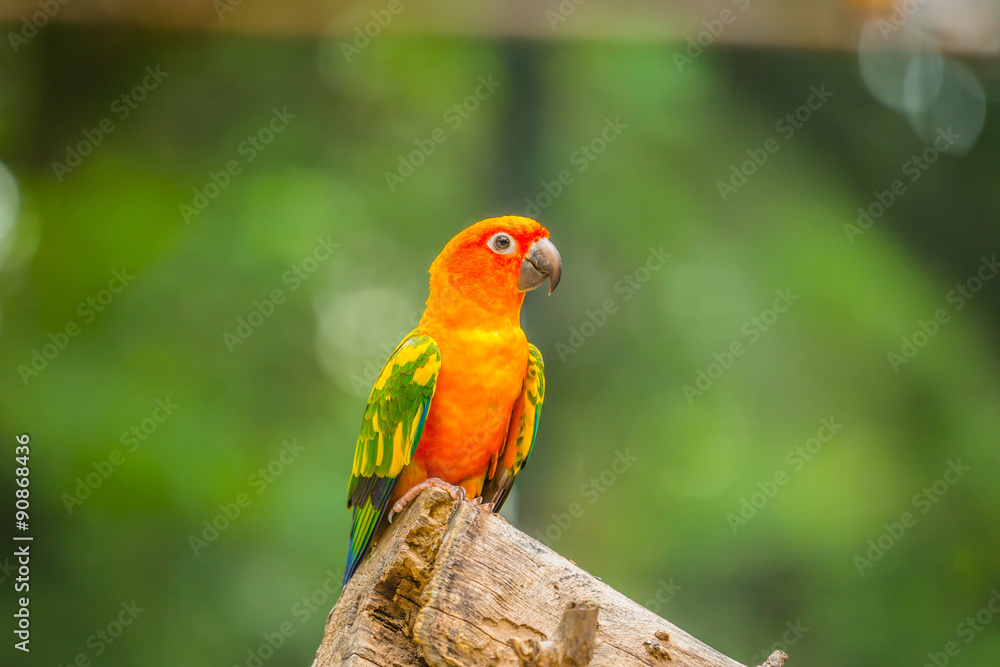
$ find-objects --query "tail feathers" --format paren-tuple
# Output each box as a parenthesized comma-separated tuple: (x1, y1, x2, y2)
(343, 505, 376, 587)
(343, 477, 397, 588)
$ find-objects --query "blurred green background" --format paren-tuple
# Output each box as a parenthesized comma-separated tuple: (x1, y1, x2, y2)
(1, 3, 999, 666)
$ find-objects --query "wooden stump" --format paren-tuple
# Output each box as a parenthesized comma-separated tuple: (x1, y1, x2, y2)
(313, 487, 776, 667)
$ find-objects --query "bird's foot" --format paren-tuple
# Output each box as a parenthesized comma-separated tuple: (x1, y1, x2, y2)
(468, 496, 496, 513)
(388, 478, 465, 523)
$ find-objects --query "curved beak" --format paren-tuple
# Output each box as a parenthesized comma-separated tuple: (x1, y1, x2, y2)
(518, 237, 562, 295)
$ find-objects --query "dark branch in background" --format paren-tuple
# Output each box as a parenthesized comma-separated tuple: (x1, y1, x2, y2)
(721, 48, 1000, 333)
(496, 38, 546, 217)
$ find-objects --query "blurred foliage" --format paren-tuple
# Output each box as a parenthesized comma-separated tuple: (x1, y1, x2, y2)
(1, 23, 999, 667)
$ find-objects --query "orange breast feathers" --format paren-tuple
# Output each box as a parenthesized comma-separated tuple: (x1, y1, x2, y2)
(407, 325, 528, 497)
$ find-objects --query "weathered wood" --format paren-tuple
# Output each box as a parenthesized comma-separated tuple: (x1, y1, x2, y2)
(313, 488, 770, 667)
(511, 602, 600, 666)
(313, 488, 455, 667)
(757, 651, 788, 667)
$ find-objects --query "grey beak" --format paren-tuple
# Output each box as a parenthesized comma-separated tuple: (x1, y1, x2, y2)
(518, 237, 562, 295)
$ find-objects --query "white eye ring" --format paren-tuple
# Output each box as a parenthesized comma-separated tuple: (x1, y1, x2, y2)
(488, 233, 516, 255)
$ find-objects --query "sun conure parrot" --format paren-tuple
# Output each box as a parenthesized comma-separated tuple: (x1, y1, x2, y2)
(343, 216, 561, 586)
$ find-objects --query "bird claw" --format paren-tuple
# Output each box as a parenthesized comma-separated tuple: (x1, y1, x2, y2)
(467, 496, 496, 513)
(388, 477, 466, 524)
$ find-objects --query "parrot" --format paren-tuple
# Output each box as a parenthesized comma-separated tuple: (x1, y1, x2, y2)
(343, 216, 562, 587)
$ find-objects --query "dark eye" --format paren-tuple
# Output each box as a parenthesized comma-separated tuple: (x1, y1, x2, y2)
(489, 233, 515, 254)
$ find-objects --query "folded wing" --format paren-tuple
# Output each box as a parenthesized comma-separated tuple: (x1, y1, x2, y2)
(344, 330, 441, 586)
(481, 343, 545, 512)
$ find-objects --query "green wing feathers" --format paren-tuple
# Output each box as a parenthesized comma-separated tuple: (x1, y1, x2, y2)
(344, 330, 441, 585)
(482, 343, 545, 511)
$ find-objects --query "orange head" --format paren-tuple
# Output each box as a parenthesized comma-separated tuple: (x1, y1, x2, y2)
(423, 216, 562, 328)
